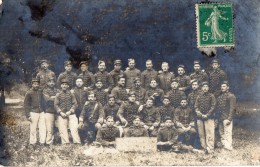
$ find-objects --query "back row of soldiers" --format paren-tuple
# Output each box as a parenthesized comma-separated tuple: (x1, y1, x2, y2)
(24, 58, 235, 153)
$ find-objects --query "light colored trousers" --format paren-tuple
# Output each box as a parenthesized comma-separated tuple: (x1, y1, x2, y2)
(45, 113, 54, 144)
(30, 112, 46, 144)
(219, 119, 233, 149)
(57, 114, 81, 144)
(197, 119, 215, 150)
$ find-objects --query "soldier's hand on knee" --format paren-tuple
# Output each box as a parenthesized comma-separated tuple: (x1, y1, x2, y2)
(60, 112, 67, 118)
(78, 122, 84, 129)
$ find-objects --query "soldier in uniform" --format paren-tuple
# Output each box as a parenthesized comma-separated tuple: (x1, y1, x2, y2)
(195, 82, 216, 153)
(57, 60, 77, 89)
(79, 92, 104, 143)
(141, 59, 158, 89)
(187, 80, 201, 109)
(71, 77, 89, 118)
(94, 60, 114, 93)
(190, 60, 208, 85)
(158, 95, 175, 127)
(140, 98, 160, 137)
(175, 65, 191, 92)
(158, 62, 175, 92)
(78, 61, 95, 91)
(54, 78, 81, 144)
(174, 98, 196, 146)
(124, 59, 141, 89)
(96, 116, 120, 147)
(145, 79, 164, 107)
(216, 81, 236, 151)
(24, 78, 46, 146)
(43, 77, 59, 145)
(93, 79, 108, 106)
(166, 79, 186, 108)
(109, 59, 124, 86)
(130, 77, 146, 105)
(36, 60, 56, 90)
(125, 116, 149, 137)
(208, 59, 228, 96)
(111, 75, 128, 104)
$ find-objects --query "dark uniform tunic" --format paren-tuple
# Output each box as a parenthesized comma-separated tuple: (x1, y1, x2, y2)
(141, 69, 158, 89)
(57, 71, 77, 89)
(140, 106, 160, 126)
(190, 70, 208, 84)
(130, 86, 146, 104)
(209, 68, 228, 96)
(166, 89, 186, 108)
(174, 106, 194, 128)
(124, 68, 141, 89)
(157, 127, 179, 151)
(194, 92, 216, 119)
(79, 101, 104, 124)
(103, 104, 120, 122)
(96, 126, 120, 146)
(54, 90, 78, 115)
(187, 90, 201, 109)
(94, 71, 114, 91)
(36, 69, 56, 89)
(78, 70, 95, 89)
(109, 69, 124, 86)
(111, 86, 128, 103)
(72, 87, 89, 117)
(117, 101, 140, 126)
(176, 75, 191, 91)
(43, 87, 59, 114)
(125, 126, 149, 137)
(94, 88, 108, 107)
(145, 87, 164, 106)
(216, 91, 236, 121)
(24, 89, 46, 118)
(158, 72, 175, 92)
(158, 105, 175, 123)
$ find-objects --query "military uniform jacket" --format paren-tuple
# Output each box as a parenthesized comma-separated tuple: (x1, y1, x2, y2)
(195, 92, 216, 119)
(57, 71, 77, 89)
(43, 87, 59, 113)
(72, 87, 89, 110)
(111, 86, 128, 102)
(141, 69, 158, 89)
(94, 88, 108, 106)
(94, 71, 114, 91)
(125, 126, 149, 137)
(157, 127, 179, 144)
(118, 101, 140, 126)
(109, 69, 124, 86)
(80, 101, 104, 124)
(174, 106, 194, 127)
(104, 104, 120, 121)
(166, 89, 186, 108)
(190, 70, 208, 84)
(145, 87, 164, 106)
(217, 91, 236, 121)
(124, 68, 141, 89)
(209, 68, 228, 95)
(158, 72, 175, 92)
(36, 69, 56, 89)
(130, 86, 146, 104)
(78, 70, 95, 89)
(158, 105, 175, 123)
(96, 126, 120, 145)
(140, 106, 160, 126)
(54, 90, 78, 114)
(187, 89, 201, 109)
(176, 75, 191, 91)
(24, 89, 46, 118)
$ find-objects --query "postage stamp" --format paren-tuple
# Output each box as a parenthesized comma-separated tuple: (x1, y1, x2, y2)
(195, 2, 234, 48)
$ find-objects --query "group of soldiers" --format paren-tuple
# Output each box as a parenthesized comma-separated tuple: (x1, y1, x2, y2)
(24, 58, 236, 153)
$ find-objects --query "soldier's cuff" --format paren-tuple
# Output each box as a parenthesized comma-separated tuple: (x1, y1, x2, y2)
(69, 109, 74, 114)
(57, 109, 61, 114)
(79, 118, 84, 122)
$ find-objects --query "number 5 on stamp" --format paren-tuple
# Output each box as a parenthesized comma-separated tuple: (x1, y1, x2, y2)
(195, 2, 234, 48)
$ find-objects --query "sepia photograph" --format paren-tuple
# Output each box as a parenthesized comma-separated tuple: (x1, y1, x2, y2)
(0, 0, 260, 166)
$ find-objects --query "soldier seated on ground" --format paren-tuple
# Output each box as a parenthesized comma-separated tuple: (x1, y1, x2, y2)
(125, 116, 149, 137)
(96, 116, 120, 147)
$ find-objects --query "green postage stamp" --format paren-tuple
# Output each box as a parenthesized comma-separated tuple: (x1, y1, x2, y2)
(195, 2, 234, 48)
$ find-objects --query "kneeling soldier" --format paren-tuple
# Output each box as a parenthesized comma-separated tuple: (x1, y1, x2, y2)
(125, 116, 149, 137)
(96, 116, 120, 147)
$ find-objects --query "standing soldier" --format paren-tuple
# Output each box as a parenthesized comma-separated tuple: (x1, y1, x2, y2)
(36, 60, 56, 90)
(71, 77, 89, 118)
(158, 95, 175, 127)
(216, 81, 236, 151)
(125, 116, 149, 137)
(111, 75, 128, 104)
(166, 79, 186, 108)
(158, 62, 175, 93)
(94, 60, 114, 93)
(43, 77, 59, 145)
(175, 65, 191, 92)
(195, 82, 216, 153)
(140, 98, 160, 137)
(130, 77, 146, 105)
(78, 92, 104, 144)
(78, 61, 95, 91)
(209, 59, 228, 96)
(93, 79, 108, 107)
(54, 78, 81, 144)
(190, 60, 208, 85)
(141, 59, 158, 89)
(109, 59, 124, 87)
(145, 79, 164, 107)
(24, 78, 46, 147)
(57, 60, 77, 89)
(124, 59, 141, 90)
